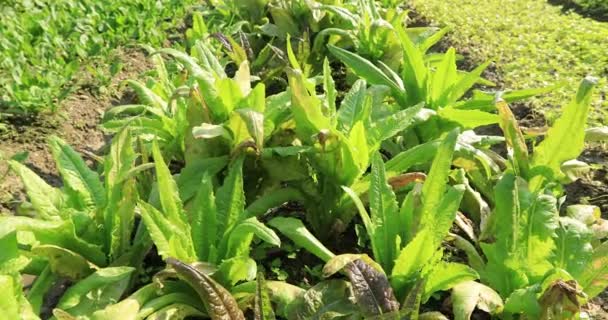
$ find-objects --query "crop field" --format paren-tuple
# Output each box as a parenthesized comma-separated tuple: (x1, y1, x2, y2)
(0, 0, 607, 319)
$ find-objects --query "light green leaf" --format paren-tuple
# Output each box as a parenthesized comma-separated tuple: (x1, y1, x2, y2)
(328, 44, 403, 94)
(151, 140, 185, 225)
(226, 217, 281, 258)
(452, 281, 503, 320)
(31, 245, 96, 280)
(579, 240, 608, 299)
(423, 262, 478, 302)
(368, 152, 400, 272)
(49, 136, 105, 210)
(191, 173, 217, 262)
(9, 160, 62, 219)
(216, 156, 246, 238)
(56, 267, 135, 316)
(337, 80, 369, 133)
(438, 108, 499, 129)
(268, 217, 335, 262)
(530, 76, 597, 190)
(420, 129, 459, 232)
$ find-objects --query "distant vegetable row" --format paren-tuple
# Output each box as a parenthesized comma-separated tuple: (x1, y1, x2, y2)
(0, 0, 198, 115)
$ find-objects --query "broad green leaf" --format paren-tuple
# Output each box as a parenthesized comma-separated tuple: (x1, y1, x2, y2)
(31, 245, 95, 280)
(91, 283, 159, 320)
(244, 188, 305, 218)
(530, 77, 597, 190)
(0, 275, 20, 319)
(214, 257, 257, 287)
(452, 281, 503, 320)
(0, 275, 38, 319)
(481, 174, 558, 296)
(432, 185, 466, 245)
(234, 61, 251, 95)
(286, 280, 356, 320)
(155, 48, 207, 79)
(348, 121, 370, 173)
(167, 258, 245, 320)
(192, 123, 231, 139)
(438, 108, 499, 129)
(430, 48, 457, 107)
(0, 216, 107, 266)
(328, 45, 403, 93)
(396, 23, 428, 105)
(9, 160, 62, 219)
(49, 136, 105, 210)
(236, 109, 264, 150)
(368, 104, 424, 150)
(56, 267, 135, 316)
(151, 140, 185, 225)
(423, 262, 478, 302)
(138, 201, 195, 262)
(108, 179, 137, 261)
(448, 61, 491, 104)
(420, 129, 459, 233)
(503, 285, 542, 317)
(268, 217, 335, 262)
(216, 156, 245, 238)
(337, 80, 370, 133)
(124, 79, 167, 111)
(265, 281, 305, 317)
(552, 217, 593, 278)
(177, 156, 228, 203)
(368, 153, 400, 271)
(225, 217, 281, 258)
(391, 229, 435, 288)
(579, 240, 608, 299)
(191, 173, 217, 262)
(286, 69, 331, 143)
(146, 304, 205, 319)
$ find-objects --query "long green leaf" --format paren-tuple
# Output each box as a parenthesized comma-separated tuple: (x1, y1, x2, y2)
(216, 156, 245, 238)
(368, 153, 400, 272)
(579, 240, 608, 299)
(225, 217, 280, 258)
(268, 217, 335, 262)
(49, 136, 105, 210)
(327, 45, 403, 94)
(530, 76, 597, 190)
(151, 141, 186, 225)
(9, 160, 62, 219)
(420, 129, 459, 231)
(191, 173, 217, 262)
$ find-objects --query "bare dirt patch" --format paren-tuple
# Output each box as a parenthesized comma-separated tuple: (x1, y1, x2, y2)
(0, 48, 152, 214)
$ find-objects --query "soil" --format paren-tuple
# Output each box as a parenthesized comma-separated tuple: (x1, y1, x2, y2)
(0, 48, 152, 214)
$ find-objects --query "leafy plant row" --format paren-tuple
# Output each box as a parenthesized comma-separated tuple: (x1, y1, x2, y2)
(0, 0, 199, 115)
(1, 0, 607, 319)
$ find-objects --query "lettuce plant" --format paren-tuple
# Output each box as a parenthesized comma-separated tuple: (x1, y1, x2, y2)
(327, 24, 556, 144)
(449, 77, 608, 318)
(138, 142, 281, 287)
(0, 130, 149, 315)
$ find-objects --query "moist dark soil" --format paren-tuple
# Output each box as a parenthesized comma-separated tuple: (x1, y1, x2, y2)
(0, 48, 152, 214)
